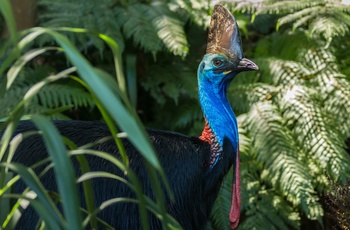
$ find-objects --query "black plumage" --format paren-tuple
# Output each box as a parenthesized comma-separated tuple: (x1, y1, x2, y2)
(11, 120, 234, 229)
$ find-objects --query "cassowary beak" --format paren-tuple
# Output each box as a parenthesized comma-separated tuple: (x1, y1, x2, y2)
(237, 58, 259, 71)
(207, 4, 259, 72)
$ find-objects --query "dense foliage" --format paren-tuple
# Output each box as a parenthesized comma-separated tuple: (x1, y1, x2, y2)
(0, 1, 175, 229)
(1, 0, 350, 229)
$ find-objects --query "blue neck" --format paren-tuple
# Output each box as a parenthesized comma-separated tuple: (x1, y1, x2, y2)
(198, 75, 239, 157)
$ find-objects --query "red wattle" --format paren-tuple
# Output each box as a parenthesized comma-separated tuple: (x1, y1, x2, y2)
(199, 121, 212, 144)
(229, 150, 241, 229)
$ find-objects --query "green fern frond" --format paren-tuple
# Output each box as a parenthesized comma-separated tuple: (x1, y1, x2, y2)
(256, 0, 323, 15)
(38, 0, 123, 51)
(38, 84, 94, 109)
(244, 102, 320, 212)
(251, 193, 297, 230)
(290, 13, 316, 31)
(269, 59, 306, 86)
(237, 120, 302, 230)
(0, 84, 83, 120)
(0, 65, 94, 119)
(301, 48, 336, 70)
(276, 6, 322, 31)
(323, 76, 350, 136)
(141, 60, 197, 105)
(122, 4, 163, 55)
(0, 86, 33, 118)
(229, 83, 279, 114)
(238, 118, 263, 169)
(171, 0, 210, 27)
(231, 0, 264, 15)
(239, 170, 300, 230)
(238, 118, 253, 154)
(276, 0, 350, 45)
(94, 6, 125, 51)
(309, 16, 349, 47)
(301, 49, 350, 137)
(210, 168, 232, 230)
(333, 3, 350, 14)
(280, 86, 350, 182)
(231, 0, 350, 47)
(152, 12, 188, 57)
(268, 48, 336, 87)
(39, 0, 191, 57)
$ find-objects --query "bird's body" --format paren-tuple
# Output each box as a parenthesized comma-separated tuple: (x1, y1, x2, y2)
(11, 120, 234, 230)
(3, 4, 258, 230)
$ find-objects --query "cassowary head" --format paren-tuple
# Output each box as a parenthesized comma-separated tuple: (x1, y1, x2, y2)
(198, 5, 258, 85)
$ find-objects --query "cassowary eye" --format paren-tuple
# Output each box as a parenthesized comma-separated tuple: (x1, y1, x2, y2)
(213, 59, 223, 67)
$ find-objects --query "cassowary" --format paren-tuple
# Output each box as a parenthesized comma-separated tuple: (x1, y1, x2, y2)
(5, 5, 258, 230)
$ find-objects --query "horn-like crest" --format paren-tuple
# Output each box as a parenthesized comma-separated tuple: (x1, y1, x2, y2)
(206, 5, 243, 63)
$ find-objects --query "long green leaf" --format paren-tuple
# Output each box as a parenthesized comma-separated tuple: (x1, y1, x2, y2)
(62, 136, 97, 229)
(31, 115, 83, 230)
(0, 163, 64, 228)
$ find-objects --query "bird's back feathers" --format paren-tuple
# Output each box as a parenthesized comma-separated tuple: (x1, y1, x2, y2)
(10, 120, 234, 229)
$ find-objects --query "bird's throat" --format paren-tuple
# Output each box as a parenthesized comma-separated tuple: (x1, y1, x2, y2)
(199, 120, 222, 168)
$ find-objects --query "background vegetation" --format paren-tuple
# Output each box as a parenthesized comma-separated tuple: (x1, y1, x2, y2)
(1, 0, 350, 229)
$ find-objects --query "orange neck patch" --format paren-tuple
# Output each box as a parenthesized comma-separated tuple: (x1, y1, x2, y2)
(199, 120, 214, 145)
(199, 121, 212, 144)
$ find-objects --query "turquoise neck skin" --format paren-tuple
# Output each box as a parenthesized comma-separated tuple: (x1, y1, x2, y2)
(198, 54, 239, 169)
